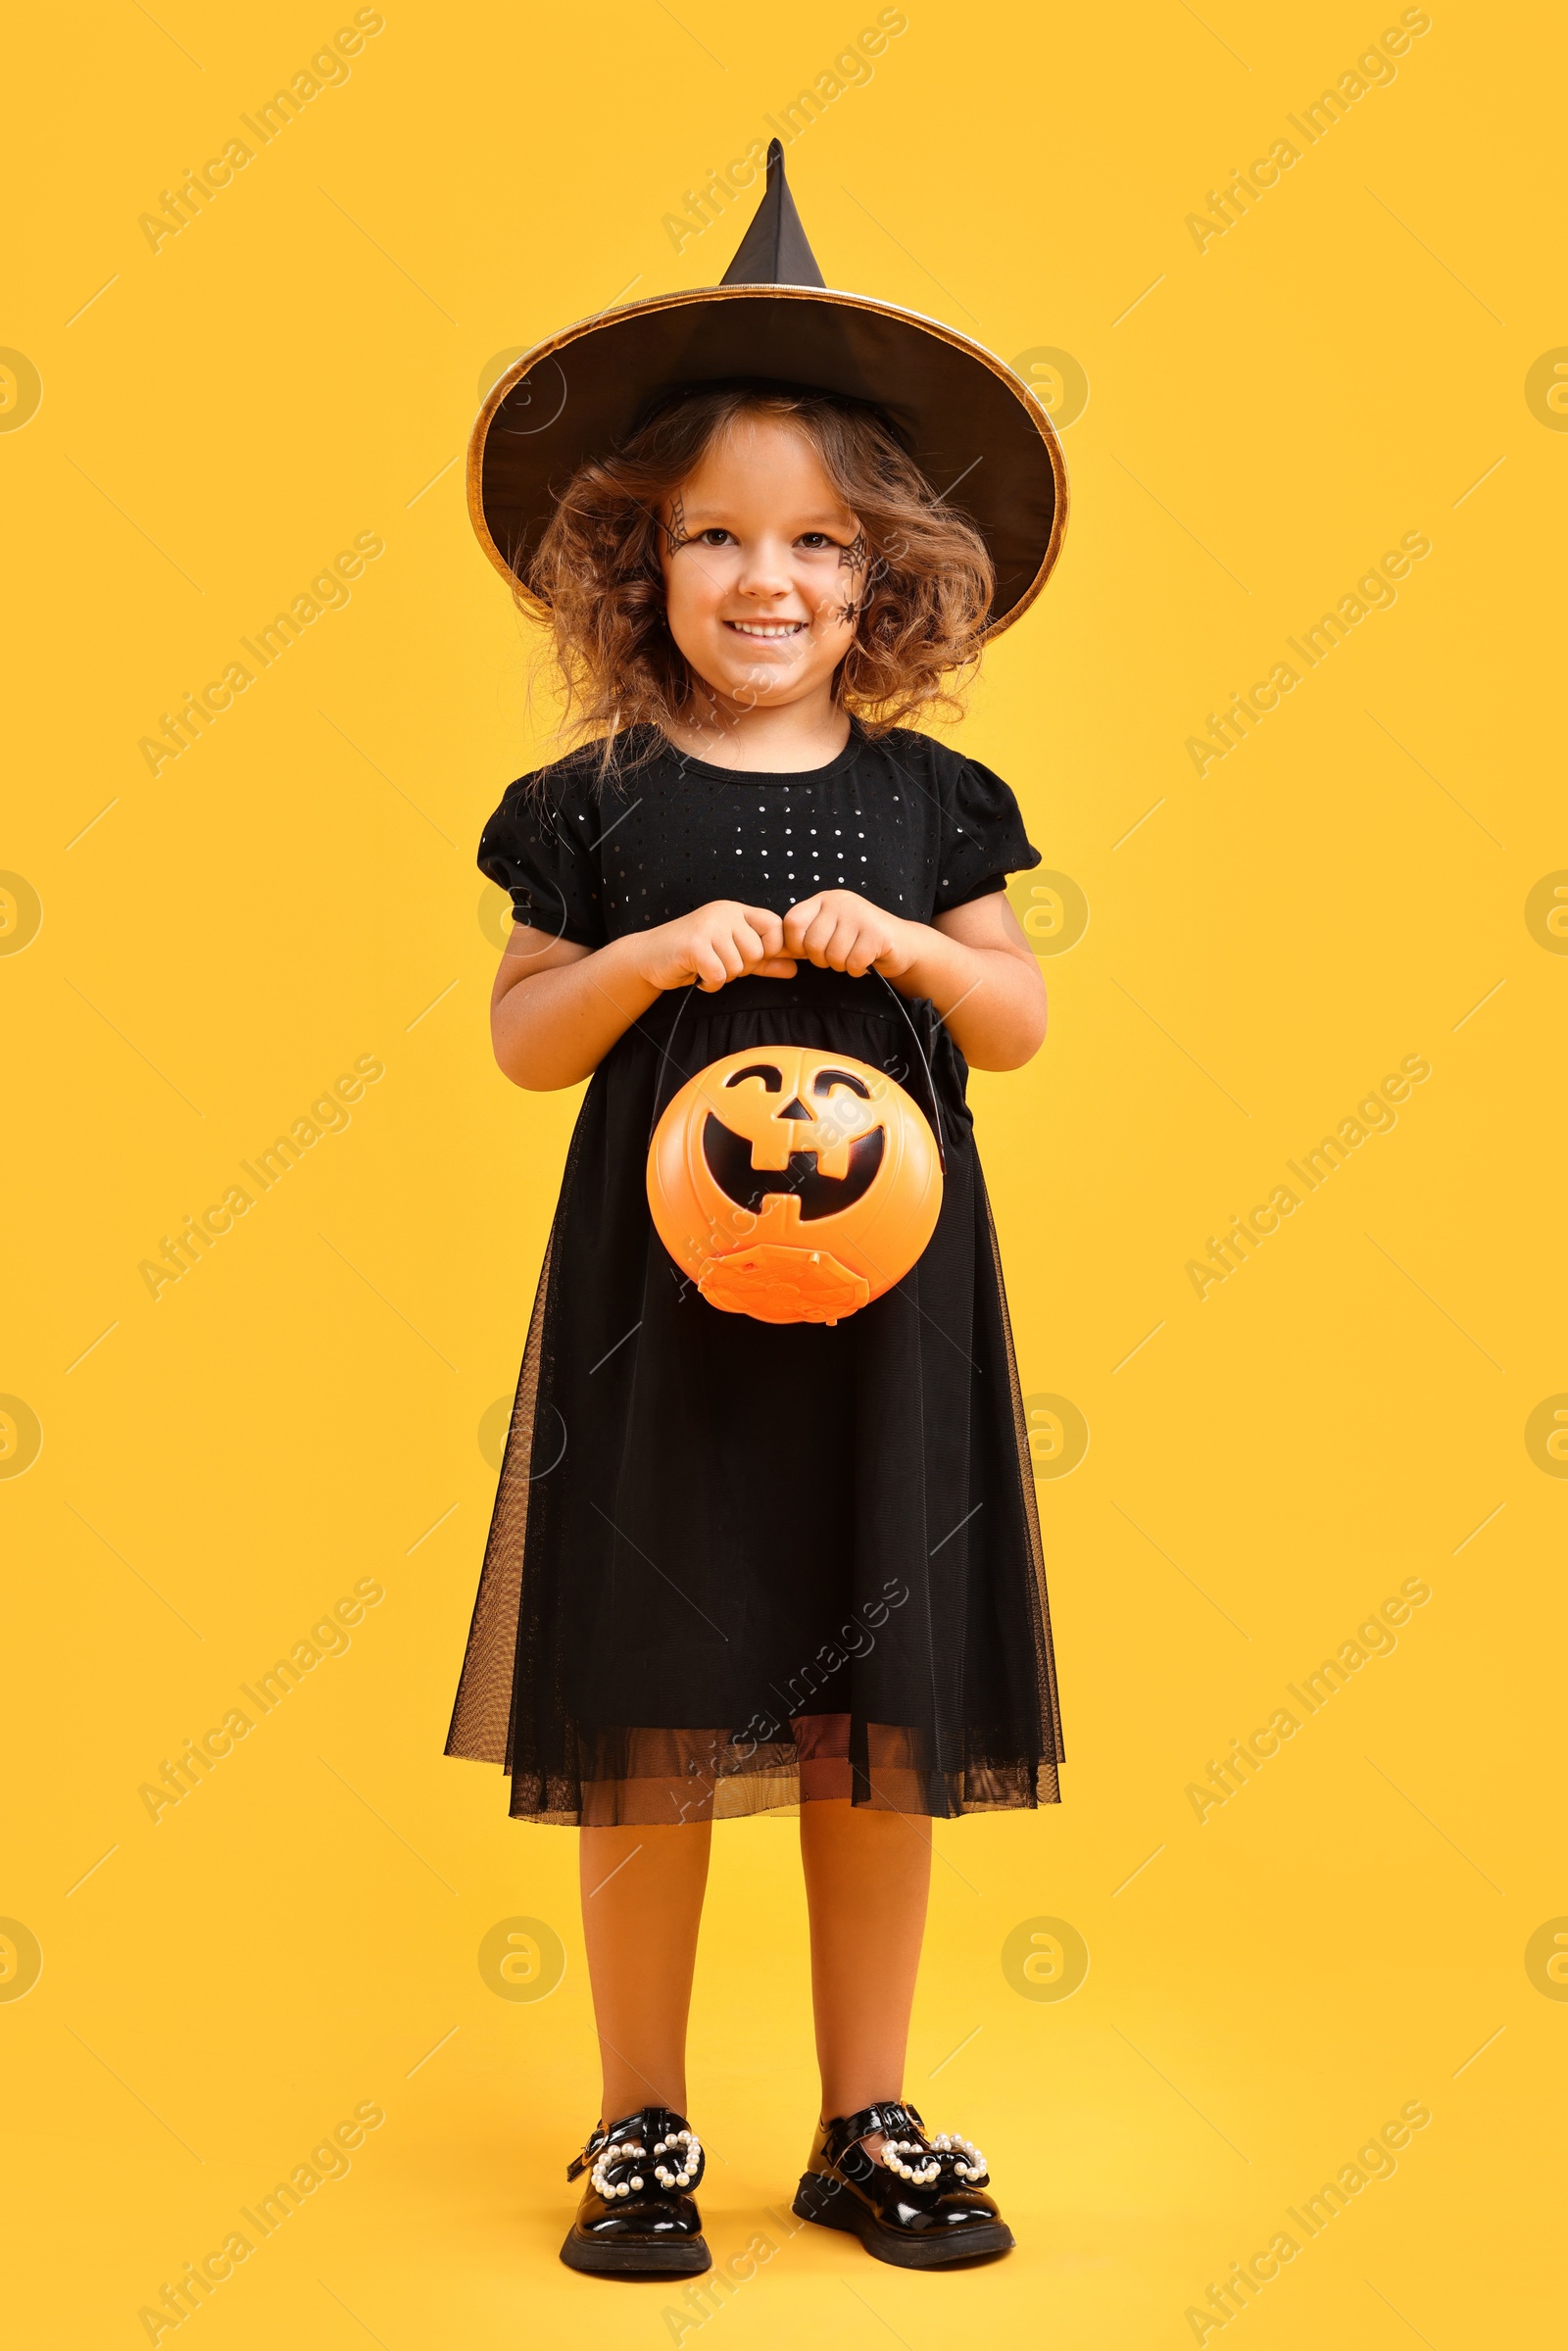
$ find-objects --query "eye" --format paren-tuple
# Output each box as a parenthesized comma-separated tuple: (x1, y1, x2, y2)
(697, 526, 734, 547)
(725, 1062, 783, 1092)
(811, 1067, 871, 1100)
(796, 532, 837, 551)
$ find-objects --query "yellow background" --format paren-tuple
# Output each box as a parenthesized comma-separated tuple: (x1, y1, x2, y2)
(5, 1, 1564, 2342)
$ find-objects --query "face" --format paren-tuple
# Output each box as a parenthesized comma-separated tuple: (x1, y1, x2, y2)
(659, 414, 865, 715)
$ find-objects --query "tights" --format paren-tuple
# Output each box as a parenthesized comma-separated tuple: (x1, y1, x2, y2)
(578, 1800, 932, 2138)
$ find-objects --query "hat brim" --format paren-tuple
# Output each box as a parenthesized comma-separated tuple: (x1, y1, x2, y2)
(469, 284, 1067, 640)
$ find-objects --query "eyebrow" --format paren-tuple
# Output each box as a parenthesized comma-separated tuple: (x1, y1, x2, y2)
(677, 509, 858, 529)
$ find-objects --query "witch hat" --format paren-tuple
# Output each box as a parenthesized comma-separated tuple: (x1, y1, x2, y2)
(469, 142, 1066, 637)
(718, 140, 825, 289)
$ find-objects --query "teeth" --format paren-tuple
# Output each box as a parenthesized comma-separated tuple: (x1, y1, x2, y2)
(727, 622, 805, 637)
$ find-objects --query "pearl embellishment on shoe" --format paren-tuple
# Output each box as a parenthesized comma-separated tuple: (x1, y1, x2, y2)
(874, 2127, 989, 2186)
(880, 2137, 943, 2185)
(652, 2128, 702, 2189)
(589, 2138, 647, 2199)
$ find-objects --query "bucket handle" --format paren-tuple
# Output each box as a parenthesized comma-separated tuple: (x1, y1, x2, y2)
(644, 967, 947, 1174)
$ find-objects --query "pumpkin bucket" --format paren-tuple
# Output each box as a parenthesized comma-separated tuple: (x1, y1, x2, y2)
(646, 1044, 943, 1326)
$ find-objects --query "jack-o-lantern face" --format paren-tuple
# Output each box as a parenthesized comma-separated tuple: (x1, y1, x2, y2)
(703, 1060, 885, 1217)
(647, 1044, 942, 1326)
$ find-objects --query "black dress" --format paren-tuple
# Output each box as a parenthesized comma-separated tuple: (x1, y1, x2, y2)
(445, 722, 1064, 1826)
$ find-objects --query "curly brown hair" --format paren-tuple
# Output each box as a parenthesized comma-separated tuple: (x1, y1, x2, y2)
(525, 384, 995, 772)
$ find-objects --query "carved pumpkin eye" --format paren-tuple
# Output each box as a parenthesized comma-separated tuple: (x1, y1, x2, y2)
(811, 1068, 871, 1100)
(724, 1062, 783, 1092)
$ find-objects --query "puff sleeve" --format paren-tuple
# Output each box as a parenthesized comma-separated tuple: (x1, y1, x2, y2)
(933, 754, 1042, 913)
(477, 773, 609, 950)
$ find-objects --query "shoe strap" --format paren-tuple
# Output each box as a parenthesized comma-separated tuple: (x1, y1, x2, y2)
(822, 2100, 926, 2167)
(566, 2105, 700, 2185)
(822, 2101, 989, 2187)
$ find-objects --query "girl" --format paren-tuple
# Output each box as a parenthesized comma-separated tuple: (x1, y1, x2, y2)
(447, 147, 1067, 2277)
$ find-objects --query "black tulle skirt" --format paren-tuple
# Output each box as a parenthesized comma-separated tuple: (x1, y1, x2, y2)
(445, 965, 1063, 1825)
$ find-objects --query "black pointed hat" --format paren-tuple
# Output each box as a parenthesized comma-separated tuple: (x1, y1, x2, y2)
(469, 143, 1067, 637)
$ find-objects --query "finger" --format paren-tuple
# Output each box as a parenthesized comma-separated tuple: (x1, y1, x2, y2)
(745, 906, 787, 955)
(801, 910, 839, 963)
(737, 917, 783, 966)
(823, 919, 860, 971)
(693, 945, 728, 991)
(755, 955, 799, 978)
(844, 933, 883, 977)
(715, 933, 746, 979)
(782, 897, 823, 951)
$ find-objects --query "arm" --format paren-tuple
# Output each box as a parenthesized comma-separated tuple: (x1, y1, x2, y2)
(780, 887, 1047, 1071)
(489, 902, 798, 1090)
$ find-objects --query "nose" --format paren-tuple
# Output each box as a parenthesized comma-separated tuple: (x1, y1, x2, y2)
(734, 536, 796, 602)
(777, 1095, 812, 1121)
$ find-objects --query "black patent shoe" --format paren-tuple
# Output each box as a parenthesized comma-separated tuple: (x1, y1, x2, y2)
(560, 2107, 711, 2276)
(793, 2099, 1014, 2268)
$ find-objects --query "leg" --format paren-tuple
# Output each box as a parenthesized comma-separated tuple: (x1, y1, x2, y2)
(800, 1798, 932, 2122)
(793, 1801, 1012, 2268)
(578, 1820, 712, 2120)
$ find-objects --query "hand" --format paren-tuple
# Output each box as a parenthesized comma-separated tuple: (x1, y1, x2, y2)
(629, 900, 799, 994)
(781, 889, 916, 979)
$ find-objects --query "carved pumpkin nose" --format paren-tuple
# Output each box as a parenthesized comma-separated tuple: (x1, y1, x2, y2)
(777, 1095, 811, 1121)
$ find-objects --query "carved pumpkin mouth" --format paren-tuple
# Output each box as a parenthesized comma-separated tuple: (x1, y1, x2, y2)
(702, 1113, 886, 1221)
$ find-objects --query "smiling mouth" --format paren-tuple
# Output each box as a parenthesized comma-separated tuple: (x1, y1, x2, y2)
(703, 1113, 885, 1219)
(724, 619, 808, 639)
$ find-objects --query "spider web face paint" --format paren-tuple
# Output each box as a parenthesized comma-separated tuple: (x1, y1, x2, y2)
(834, 527, 871, 623)
(663, 492, 690, 559)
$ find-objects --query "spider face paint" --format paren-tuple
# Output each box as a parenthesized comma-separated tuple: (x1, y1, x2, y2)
(833, 527, 871, 624)
(663, 492, 691, 560)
